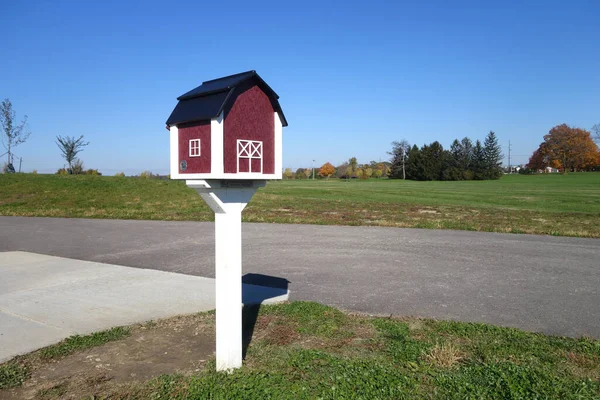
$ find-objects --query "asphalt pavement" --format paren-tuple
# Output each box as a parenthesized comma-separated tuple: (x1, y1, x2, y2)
(1, 216, 598, 338)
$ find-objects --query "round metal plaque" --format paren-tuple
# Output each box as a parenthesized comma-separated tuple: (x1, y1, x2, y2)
(180, 160, 187, 171)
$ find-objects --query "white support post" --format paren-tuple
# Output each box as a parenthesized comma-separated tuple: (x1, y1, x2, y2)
(274, 112, 283, 179)
(211, 112, 224, 175)
(214, 209, 242, 370)
(169, 125, 179, 178)
(186, 179, 266, 371)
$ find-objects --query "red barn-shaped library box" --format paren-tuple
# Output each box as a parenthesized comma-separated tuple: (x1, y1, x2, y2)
(166, 71, 287, 180)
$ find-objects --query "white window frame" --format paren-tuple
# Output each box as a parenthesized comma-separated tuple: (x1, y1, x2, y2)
(189, 139, 201, 157)
(237, 139, 263, 173)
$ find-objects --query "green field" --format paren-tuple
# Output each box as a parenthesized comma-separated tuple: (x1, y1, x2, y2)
(1, 173, 599, 237)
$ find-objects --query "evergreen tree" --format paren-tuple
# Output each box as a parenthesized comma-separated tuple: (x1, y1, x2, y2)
(450, 139, 462, 163)
(387, 134, 504, 181)
(459, 137, 474, 179)
(472, 140, 486, 180)
(405, 145, 421, 180)
(406, 141, 448, 181)
(444, 139, 464, 180)
(483, 131, 503, 179)
(415, 144, 432, 180)
(426, 141, 445, 180)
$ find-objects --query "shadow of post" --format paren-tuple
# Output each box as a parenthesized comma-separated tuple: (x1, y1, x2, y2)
(241, 273, 290, 359)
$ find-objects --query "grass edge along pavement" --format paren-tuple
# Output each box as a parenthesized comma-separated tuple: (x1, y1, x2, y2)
(0, 327, 130, 390)
(1, 173, 600, 238)
(1, 301, 599, 399)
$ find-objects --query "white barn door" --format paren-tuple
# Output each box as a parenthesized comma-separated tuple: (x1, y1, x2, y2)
(237, 140, 263, 173)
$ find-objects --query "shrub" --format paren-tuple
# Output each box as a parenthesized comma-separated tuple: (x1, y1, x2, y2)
(31, 170, 38, 174)
(2, 163, 15, 174)
(462, 170, 474, 180)
(71, 159, 84, 175)
(283, 168, 293, 179)
(442, 167, 463, 181)
(85, 169, 101, 176)
(56, 168, 68, 175)
(139, 171, 154, 179)
(114, 172, 125, 177)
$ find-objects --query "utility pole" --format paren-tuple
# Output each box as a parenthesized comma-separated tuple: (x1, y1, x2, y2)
(508, 141, 512, 173)
(18, 157, 22, 173)
(312, 159, 315, 180)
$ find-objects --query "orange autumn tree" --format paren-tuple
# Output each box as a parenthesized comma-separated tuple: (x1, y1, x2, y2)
(318, 162, 336, 178)
(538, 124, 600, 172)
(526, 148, 547, 171)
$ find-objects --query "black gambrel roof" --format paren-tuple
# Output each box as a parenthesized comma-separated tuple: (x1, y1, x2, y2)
(166, 70, 288, 127)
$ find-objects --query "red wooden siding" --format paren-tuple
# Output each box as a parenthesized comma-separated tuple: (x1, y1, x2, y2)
(223, 85, 274, 174)
(178, 121, 211, 174)
(238, 158, 250, 173)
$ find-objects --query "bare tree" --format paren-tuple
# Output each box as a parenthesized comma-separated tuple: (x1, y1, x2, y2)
(56, 135, 89, 173)
(592, 124, 600, 144)
(336, 162, 349, 179)
(1, 98, 31, 165)
(389, 140, 410, 179)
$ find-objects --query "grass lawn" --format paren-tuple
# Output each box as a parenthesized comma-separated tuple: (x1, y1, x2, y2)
(1, 302, 598, 399)
(1, 172, 600, 237)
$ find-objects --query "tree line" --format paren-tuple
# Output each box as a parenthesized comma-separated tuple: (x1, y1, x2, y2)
(389, 131, 503, 181)
(283, 132, 503, 181)
(6, 95, 598, 178)
(283, 158, 392, 180)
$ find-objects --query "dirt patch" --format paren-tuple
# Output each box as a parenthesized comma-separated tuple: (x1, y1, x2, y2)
(416, 209, 439, 214)
(249, 315, 300, 346)
(563, 351, 600, 380)
(1, 318, 215, 400)
(407, 319, 425, 332)
(263, 324, 301, 346)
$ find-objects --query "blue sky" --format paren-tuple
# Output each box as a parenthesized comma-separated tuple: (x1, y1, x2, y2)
(1, 0, 599, 174)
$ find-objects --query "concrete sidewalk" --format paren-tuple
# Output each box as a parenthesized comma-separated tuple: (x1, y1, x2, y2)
(0, 251, 288, 362)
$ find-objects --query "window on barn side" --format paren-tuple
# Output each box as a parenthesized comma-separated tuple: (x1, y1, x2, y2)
(237, 140, 262, 173)
(189, 139, 201, 157)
